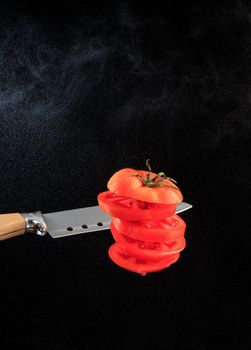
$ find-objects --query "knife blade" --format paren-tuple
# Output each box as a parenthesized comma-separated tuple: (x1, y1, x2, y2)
(0, 202, 192, 240)
(45, 202, 193, 238)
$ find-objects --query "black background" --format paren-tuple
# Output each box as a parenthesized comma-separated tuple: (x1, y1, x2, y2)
(0, 1, 250, 349)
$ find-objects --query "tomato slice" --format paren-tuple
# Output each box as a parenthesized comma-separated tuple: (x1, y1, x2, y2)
(98, 191, 177, 221)
(110, 221, 186, 261)
(112, 214, 186, 242)
(108, 243, 180, 275)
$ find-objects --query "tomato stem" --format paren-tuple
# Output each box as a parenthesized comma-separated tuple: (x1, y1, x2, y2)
(132, 159, 180, 191)
(146, 159, 152, 172)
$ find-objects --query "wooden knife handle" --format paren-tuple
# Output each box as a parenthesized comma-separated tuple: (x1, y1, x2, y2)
(0, 213, 26, 241)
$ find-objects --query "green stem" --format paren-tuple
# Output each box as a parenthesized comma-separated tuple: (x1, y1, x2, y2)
(132, 159, 180, 191)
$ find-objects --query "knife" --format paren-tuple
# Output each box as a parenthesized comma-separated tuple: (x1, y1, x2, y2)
(0, 202, 192, 241)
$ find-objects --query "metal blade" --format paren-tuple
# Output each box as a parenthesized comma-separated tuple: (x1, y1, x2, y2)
(43, 206, 111, 239)
(43, 202, 192, 239)
(175, 202, 193, 214)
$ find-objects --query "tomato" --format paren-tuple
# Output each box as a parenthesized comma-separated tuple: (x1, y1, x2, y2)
(112, 214, 186, 242)
(110, 221, 186, 261)
(98, 191, 177, 221)
(107, 168, 183, 204)
(98, 162, 188, 275)
(108, 243, 180, 276)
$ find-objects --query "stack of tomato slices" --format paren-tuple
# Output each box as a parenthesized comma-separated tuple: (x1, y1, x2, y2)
(98, 167, 186, 275)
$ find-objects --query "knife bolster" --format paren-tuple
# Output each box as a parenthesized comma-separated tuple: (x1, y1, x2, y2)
(0, 213, 26, 240)
(21, 211, 48, 236)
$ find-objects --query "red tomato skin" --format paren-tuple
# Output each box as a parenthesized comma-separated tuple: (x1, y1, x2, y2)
(107, 168, 183, 204)
(97, 191, 177, 221)
(112, 215, 186, 242)
(110, 221, 186, 261)
(108, 243, 180, 275)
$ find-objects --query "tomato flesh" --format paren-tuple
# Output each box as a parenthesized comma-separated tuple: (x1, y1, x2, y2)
(98, 191, 177, 221)
(112, 215, 186, 242)
(110, 221, 186, 261)
(108, 243, 180, 276)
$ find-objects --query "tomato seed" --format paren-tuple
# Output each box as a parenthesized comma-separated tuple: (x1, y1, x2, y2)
(145, 223, 152, 228)
(138, 242, 146, 249)
(164, 218, 179, 227)
(164, 241, 177, 249)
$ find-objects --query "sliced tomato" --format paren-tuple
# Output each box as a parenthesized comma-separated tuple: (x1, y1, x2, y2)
(112, 214, 186, 242)
(110, 222, 186, 261)
(98, 191, 177, 221)
(108, 243, 180, 276)
(107, 168, 183, 204)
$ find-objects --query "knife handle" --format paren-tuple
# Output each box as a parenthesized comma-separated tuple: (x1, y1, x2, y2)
(0, 213, 26, 241)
